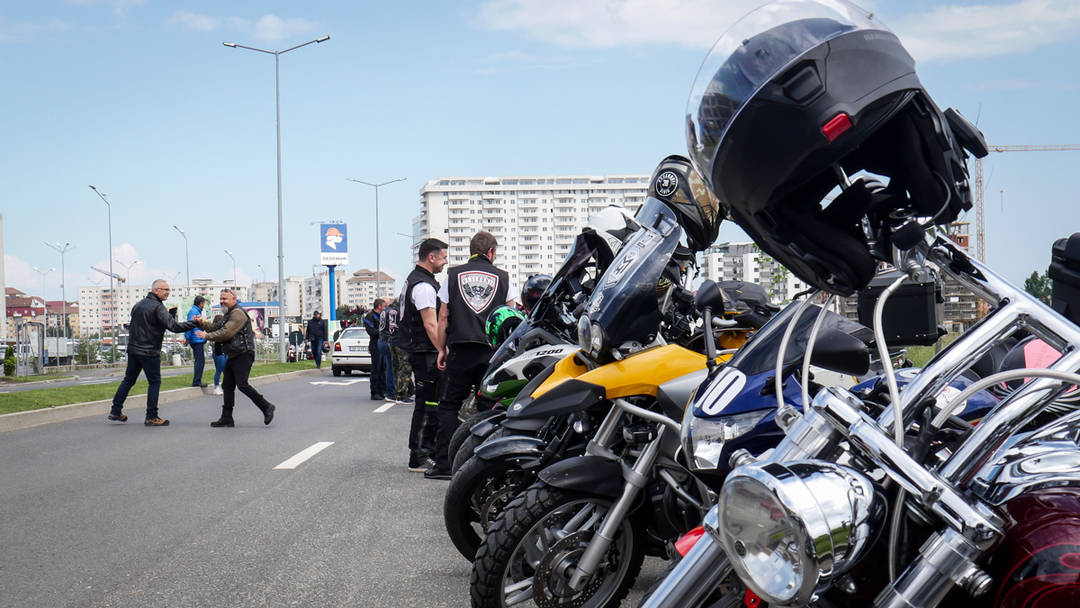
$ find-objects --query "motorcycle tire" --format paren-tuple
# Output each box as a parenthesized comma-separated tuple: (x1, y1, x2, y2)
(471, 481, 644, 608)
(448, 409, 503, 469)
(444, 455, 533, 562)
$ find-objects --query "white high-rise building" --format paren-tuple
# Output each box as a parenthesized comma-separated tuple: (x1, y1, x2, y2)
(414, 175, 650, 286)
(701, 242, 809, 304)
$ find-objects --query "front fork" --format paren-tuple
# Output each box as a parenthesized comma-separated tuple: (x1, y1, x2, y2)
(567, 424, 666, 590)
(639, 506, 731, 608)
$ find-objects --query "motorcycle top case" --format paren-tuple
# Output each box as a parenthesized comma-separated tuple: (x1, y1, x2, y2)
(1050, 233, 1080, 325)
(856, 270, 942, 346)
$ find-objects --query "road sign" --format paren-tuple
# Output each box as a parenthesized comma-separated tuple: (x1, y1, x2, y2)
(320, 223, 348, 266)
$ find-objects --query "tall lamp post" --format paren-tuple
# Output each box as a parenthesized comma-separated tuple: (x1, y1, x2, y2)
(32, 267, 54, 357)
(115, 258, 141, 284)
(347, 177, 406, 299)
(224, 249, 238, 285)
(224, 34, 331, 363)
(44, 242, 75, 345)
(172, 225, 190, 290)
(88, 185, 118, 360)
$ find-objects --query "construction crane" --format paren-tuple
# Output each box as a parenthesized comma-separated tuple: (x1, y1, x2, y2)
(974, 144, 1080, 261)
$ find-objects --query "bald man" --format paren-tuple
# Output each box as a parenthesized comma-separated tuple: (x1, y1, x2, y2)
(108, 279, 197, 427)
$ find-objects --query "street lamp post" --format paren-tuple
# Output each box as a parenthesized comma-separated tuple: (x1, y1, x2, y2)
(224, 34, 330, 363)
(172, 225, 190, 290)
(224, 249, 237, 285)
(347, 177, 406, 299)
(115, 258, 141, 285)
(44, 242, 75, 346)
(88, 185, 118, 360)
(32, 267, 54, 357)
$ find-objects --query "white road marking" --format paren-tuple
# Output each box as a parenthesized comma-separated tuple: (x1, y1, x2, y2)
(373, 402, 396, 413)
(273, 442, 335, 470)
(308, 379, 366, 386)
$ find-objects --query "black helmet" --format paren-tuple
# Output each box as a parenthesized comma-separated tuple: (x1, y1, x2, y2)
(687, 0, 987, 295)
(648, 155, 726, 252)
(521, 274, 551, 313)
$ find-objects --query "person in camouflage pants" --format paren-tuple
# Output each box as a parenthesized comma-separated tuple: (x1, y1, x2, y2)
(385, 299, 414, 402)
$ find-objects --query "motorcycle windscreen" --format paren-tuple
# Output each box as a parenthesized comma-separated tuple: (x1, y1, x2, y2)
(584, 198, 682, 349)
(527, 233, 600, 326)
(726, 301, 874, 376)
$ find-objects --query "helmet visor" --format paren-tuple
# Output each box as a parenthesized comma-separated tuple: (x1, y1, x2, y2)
(686, 0, 888, 187)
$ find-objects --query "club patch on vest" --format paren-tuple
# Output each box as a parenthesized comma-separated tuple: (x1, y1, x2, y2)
(458, 270, 499, 314)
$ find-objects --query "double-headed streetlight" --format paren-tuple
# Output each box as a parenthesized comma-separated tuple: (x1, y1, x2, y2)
(115, 258, 140, 284)
(224, 249, 238, 285)
(44, 242, 75, 343)
(224, 34, 330, 362)
(347, 177, 406, 299)
(32, 266, 54, 336)
(172, 225, 190, 289)
(88, 185, 118, 358)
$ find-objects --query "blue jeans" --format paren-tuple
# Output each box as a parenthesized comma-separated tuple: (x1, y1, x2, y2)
(370, 339, 385, 397)
(213, 353, 228, 386)
(379, 339, 395, 397)
(111, 353, 163, 420)
(190, 342, 206, 386)
(312, 339, 324, 368)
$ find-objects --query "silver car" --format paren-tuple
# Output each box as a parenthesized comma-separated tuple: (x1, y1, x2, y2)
(331, 327, 372, 376)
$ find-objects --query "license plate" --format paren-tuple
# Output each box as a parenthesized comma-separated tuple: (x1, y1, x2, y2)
(349, 346, 366, 352)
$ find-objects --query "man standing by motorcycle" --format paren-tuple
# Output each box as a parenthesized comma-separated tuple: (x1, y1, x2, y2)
(399, 238, 449, 472)
(425, 231, 515, 480)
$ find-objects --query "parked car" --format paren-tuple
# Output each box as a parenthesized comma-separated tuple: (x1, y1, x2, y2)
(331, 327, 372, 376)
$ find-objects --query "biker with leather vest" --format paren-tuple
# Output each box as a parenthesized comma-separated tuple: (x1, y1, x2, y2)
(193, 289, 276, 428)
(399, 238, 449, 472)
(426, 231, 515, 480)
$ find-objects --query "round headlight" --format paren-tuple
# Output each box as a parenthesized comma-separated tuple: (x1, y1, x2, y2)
(590, 322, 604, 356)
(577, 315, 592, 352)
(718, 460, 882, 606)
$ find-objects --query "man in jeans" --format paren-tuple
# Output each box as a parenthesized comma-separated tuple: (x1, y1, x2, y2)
(305, 311, 327, 369)
(107, 279, 197, 427)
(185, 295, 208, 387)
(363, 299, 386, 400)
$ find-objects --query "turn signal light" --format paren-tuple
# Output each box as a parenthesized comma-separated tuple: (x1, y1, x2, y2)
(822, 112, 852, 143)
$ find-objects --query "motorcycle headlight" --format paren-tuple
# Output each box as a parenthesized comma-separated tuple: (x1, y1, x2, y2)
(577, 315, 592, 353)
(589, 322, 604, 357)
(681, 408, 770, 471)
(717, 460, 882, 606)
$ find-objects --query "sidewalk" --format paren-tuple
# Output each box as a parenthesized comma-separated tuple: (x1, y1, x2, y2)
(0, 368, 324, 434)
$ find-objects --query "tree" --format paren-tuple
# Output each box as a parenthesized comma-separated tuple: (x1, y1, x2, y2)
(1024, 270, 1052, 303)
(3, 346, 14, 377)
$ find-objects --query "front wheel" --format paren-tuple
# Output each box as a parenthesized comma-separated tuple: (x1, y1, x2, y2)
(444, 454, 534, 561)
(471, 482, 644, 608)
(332, 367, 342, 377)
(449, 409, 504, 469)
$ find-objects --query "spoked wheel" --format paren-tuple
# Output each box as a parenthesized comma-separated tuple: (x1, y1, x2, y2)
(471, 482, 643, 608)
(444, 455, 535, 561)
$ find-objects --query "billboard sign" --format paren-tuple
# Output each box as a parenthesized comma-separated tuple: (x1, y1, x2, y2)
(320, 223, 348, 266)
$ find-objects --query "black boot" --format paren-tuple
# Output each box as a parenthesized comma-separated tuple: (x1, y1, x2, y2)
(262, 402, 276, 426)
(211, 407, 235, 428)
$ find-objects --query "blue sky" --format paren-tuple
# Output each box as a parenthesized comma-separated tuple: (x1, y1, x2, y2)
(3, 0, 1080, 301)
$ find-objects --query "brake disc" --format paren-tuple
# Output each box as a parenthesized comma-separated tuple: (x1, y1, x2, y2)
(532, 531, 605, 608)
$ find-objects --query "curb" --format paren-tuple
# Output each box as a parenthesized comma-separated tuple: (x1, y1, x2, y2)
(0, 368, 326, 434)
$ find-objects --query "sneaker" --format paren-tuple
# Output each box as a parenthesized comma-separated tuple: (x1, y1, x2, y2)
(144, 417, 170, 427)
(210, 417, 235, 428)
(213, 386, 224, 395)
(396, 396, 414, 405)
(192, 383, 208, 388)
(106, 413, 127, 423)
(263, 403, 276, 426)
(407, 453, 427, 472)
(424, 468, 452, 481)
(384, 396, 396, 402)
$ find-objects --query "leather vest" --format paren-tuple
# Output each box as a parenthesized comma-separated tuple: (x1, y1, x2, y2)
(446, 256, 509, 346)
(224, 305, 256, 356)
(399, 266, 440, 353)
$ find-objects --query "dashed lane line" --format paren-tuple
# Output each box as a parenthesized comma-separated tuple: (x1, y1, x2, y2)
(273, 441, 335, 470)
(373, 402, 396, 413)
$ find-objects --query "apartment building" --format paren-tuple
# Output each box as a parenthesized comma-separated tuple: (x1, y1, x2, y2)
(700, 242, 809, 304)
(343, 269, 396, 307)
(414, 174, 650, 286)
(78, 280, 249, 337)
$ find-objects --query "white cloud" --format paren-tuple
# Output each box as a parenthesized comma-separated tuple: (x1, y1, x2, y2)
(94, 244, 177, 288)
(0, 18, 81, 43)
(167, 11, 315, 43)
(474, 0, 1080, 62)
(4, 254, 41, 295)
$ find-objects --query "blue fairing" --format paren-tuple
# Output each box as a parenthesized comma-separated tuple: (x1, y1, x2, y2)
(852, 367, 999, 420)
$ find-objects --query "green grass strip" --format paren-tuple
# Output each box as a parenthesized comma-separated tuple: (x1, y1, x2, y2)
(0, 360, 320, 416)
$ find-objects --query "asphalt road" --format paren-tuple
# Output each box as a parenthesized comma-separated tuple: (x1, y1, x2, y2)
(0, 370, 666, 607)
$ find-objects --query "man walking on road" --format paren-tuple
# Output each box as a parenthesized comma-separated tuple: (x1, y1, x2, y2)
(397, 238, 448, 472)
(363, 299, 386, 400)
(107, 279, 197, 427)
(185, 295, 208, 387)
(426, 232, 515, 479)
(193, 289, 277, 428)
(305, 311, 327, 369)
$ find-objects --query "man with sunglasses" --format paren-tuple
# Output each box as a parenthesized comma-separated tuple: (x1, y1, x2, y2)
(107, 279, 197, 427)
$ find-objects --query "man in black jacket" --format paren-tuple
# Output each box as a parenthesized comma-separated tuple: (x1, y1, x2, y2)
(362, 299, 386, 400)
(305, 311, 327, 368)
(107, 280, 197, 427)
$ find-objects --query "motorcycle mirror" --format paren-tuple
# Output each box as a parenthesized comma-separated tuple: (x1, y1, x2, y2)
(694, 280, 725, 313)
(809, 329, 871, 376)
